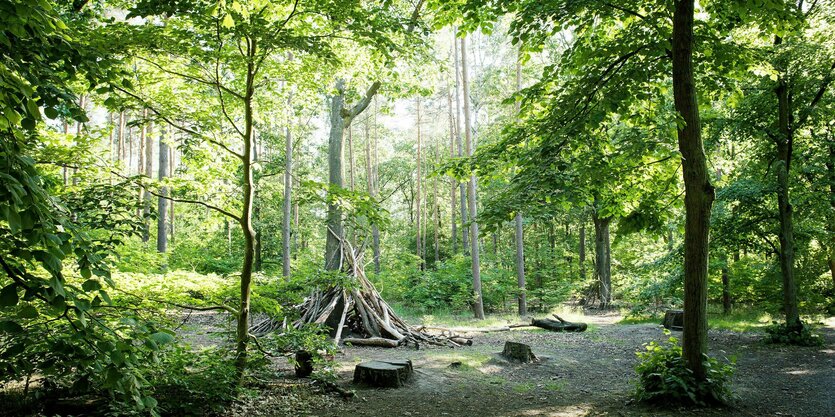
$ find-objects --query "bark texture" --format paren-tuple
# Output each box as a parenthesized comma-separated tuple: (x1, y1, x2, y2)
(673, 0, 713, 382)
(461, 36, 484, 319)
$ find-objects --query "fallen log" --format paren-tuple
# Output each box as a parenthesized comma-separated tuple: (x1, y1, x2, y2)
(450, 336, 473, 346)
(342, 337, 401, 348)
(531, 316, 587, 332)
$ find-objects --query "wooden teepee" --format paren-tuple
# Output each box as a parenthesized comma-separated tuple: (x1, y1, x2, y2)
(290, 232, 467, 348)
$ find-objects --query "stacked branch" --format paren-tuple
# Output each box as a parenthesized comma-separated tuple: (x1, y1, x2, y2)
(290, 232, 469, 347)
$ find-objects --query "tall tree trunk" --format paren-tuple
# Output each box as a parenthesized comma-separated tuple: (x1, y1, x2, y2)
(448, 88, 458, 254)
(325, 79, 379, 271)
(773, 36, 801, 332)
(169, 145, 175, 245)
(372, 99, 381, 273)
(514, 48, 526, 316)
(461, 36, 484, 319)
(283, 90, 293, 279)
(673, 0, 713, 382)
(722, 259, 731, 314)
(579, 222, 586, 281)
(592, 211, 612, 307)
(325, 80, 347, 271)
(827, 139, 835, 288)
(118, 110, 126, 167)
(143, 115, 153, 242)
(157, 126, 169, 253)
(235, 43, 258, 374)
(453, 27, 469, 254)
(416, 97, 423, 269)
(432, 142, 440, 264)
(62, 121, 69, 185)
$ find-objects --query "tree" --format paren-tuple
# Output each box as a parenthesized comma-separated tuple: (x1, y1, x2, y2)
(325, 79, 380, 270)
(672, 0, 713, 381)
(461, 35, 485, 319)
(513, 45, 526, 316)
(157, 125, 169, 253)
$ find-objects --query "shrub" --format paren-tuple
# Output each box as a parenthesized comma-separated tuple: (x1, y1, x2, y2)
(764, 322, 824, 346)
(634, 332, 734, 405)
(140, 346, 240, 417)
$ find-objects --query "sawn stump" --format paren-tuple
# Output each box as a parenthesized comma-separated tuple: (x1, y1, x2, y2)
(353, 359, 413, 388)
(501, 341, 537, 363)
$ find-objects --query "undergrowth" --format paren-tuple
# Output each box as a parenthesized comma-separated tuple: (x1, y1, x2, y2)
(634, 331, 735, 406)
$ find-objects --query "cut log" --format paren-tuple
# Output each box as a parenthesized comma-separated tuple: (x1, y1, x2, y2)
(531, 317, 587, 332)
(662, 309, 684, 331)
(295, 350, 313, 378)
(353, 359, 413, 388)
(501, 341, 537, 363)
(450, 336, 473, 346)
(342, 337, 401, 347)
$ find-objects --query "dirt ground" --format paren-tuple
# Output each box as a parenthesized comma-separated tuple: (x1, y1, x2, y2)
(242, 312, 835, 417)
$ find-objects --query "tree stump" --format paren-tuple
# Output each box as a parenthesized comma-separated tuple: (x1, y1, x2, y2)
(501, 341, 537, 363)
(295, 350, 313, 378)
(353, 359, 413, 388)
(662, 309, 684, 331)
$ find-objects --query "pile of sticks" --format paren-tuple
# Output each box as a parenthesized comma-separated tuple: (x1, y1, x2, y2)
(292, 233, 469, 348)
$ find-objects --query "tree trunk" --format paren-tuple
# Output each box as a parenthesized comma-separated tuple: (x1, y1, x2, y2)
(514, 49, 526, 316)
(365, 111, 381, 274)
(169, 143, 175, 245)
(773, 38, 801, 332)
(722, 261, 731, 314)
(118, 110, 125, 166)
(579, 222, 586, 281)
(157, 125, 169, 253)
(673, 0, 713, 382)
(453, 27, 469, 254)
(283, 92, 293, 279)
(448, 88, 458, 254)
(592, 211, 612, 307)
(416, 97, 423, 270)
(432, 145, 440, 264)
(143, 119, 154, 242)
(827, 139, 835, 288)
(235, 45, 258, 375)
(325, 80, 347, 271)
(372, 98, 381, 273)
(461, 36, 484, 319)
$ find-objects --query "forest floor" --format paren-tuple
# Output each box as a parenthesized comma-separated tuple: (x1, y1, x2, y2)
(186, 309, 835, 417)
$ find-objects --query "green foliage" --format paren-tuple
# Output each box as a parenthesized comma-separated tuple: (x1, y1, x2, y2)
(764, 322, 824, 347)
(139, 346, 240, 417)
(634, 332, 735, 406)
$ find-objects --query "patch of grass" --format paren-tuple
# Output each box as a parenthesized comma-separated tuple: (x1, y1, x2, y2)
(512, 382, 535, 393)
(618, 305, 778, 332)
(544, 381, 566, 391)
(429, 351, 492, 369)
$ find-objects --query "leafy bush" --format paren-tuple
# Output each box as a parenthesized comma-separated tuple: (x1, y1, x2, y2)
(634, 332, 735, 405)
(764, 322, 824, 346)
(140, 346, 240, 417)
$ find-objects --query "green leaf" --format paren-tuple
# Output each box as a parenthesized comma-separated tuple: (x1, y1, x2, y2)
(44, 107, 58, 119)
(82, 279, 101, 292)
(149, 331, 175, 345)
(0, 284, 19, 307)
(0, 320, 23, 334)
(18, 305, 38, 319)
(222, 14, 235, 28)
(21, 117, 36, 130)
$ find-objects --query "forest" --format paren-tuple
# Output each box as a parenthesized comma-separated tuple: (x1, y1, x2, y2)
(1, 0, 833, 416)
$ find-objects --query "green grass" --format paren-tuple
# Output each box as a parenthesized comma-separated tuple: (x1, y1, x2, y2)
(618, 305, 776, 332)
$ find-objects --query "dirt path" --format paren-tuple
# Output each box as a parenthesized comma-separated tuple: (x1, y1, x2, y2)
(290, 316, 835, 417)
